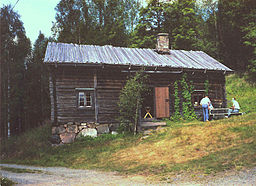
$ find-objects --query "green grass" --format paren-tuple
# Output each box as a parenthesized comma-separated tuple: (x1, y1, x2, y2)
(226, 73, 256, 113)
(1, 126, 141, 169)
(1, 123, 52, 163)
(0, 177, 16, 186)
(1, 73, 255, 180)
(167, 131, 256, 174)
(0, 166, 43, 174)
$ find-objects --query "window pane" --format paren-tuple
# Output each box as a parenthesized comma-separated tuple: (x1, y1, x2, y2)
(79, 92, 85, 107)
(86, 92, 92, 107)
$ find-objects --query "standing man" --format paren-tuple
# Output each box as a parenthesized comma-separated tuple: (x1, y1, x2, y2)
(227, 98, 240, 117)
(200, 95, 211, 122)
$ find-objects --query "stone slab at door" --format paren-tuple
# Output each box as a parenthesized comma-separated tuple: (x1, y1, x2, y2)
(155, 87, 170, 118)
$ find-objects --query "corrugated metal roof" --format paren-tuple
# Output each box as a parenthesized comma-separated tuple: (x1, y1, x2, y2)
(44, 42, 232, 72)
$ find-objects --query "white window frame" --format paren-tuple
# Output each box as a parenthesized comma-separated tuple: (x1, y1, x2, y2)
(76, 88, 94, 109)
(85, 92, 92, 108)
(78, 92, 86, 108)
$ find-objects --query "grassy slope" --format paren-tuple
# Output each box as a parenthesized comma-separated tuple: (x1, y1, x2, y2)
(226, 74, 256, 113)
(1, 74, 255, 180)
(0, 177, 16, 186)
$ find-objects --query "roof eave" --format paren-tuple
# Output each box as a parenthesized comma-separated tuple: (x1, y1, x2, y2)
(44, 61, 233, 74)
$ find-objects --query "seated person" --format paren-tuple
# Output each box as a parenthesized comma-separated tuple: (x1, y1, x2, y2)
(208, 103, 214, 111)
(227, 97, 240, 117)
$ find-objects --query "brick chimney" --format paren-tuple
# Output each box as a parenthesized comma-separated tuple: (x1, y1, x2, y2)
(156, 33, 170, 54)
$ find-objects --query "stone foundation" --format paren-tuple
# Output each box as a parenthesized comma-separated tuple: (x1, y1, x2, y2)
(50, 122, 119, 145)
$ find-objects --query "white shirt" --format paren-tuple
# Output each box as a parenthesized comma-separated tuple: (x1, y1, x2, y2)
(233, 100, 240, 109)
(200, 97, 211, 105)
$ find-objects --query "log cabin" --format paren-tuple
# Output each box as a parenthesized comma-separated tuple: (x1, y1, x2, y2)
(44, 33, 232, 125)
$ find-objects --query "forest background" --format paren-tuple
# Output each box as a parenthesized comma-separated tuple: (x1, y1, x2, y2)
(1, 0, 256, 139)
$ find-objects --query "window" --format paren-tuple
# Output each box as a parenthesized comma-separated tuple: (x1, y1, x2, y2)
(192, 90, 205, 107)
(85, 92, 92, 107)
(78, 91, 93, 108)
(79, 92, 85, 107)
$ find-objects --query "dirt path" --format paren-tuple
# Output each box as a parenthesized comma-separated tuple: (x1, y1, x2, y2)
(1, 164, 155, 186)
(1, 164, 255, 185)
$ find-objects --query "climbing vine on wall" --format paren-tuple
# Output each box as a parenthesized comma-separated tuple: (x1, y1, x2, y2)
(171, 81, 182, 121)
(180, 73, 197, 120)
(204, 79, 209, 95)
(171, 73, 196, 121)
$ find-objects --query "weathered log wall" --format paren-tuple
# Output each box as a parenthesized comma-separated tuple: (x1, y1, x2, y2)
(97, 70, 127, 123)
(48, 65, 227, 124)
(50, 67, 95, 124)
(190, 72, 226, 108)
(49, 75, 54, 122)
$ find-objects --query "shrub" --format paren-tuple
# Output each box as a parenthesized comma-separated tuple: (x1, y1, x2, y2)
(118, 70, 148, 134)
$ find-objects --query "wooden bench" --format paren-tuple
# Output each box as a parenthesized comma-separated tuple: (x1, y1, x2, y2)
(209, 108, 244, 120)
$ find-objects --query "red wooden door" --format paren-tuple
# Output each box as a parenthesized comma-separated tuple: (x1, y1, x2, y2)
(155, 87, 170, 118)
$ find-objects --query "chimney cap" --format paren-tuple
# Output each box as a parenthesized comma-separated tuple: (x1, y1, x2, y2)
(157, 33, 169, 36)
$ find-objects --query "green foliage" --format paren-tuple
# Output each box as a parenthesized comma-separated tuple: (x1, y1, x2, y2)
(241, 6, 256, 81)
(130, 0, 204, 50)
(171, 73, 196, 121)
(118, 70, 148, 133)
(0, 166, 43, 174)
(196, 0, 219, 59)
(128, 0, 164, 48)
(0, 5, 52, 138)
(24, 32, 50, 129)
(217, 0, 256, 74)
(180, 74, 197, 120)
(226, 74, 256, 113)
(164, 0, 204, 50)
(1, 123, 52, 161)
(1, 5, 31, 137)
(0, 123, 139, 168)
(76, 133, 125, 144)
(171, 81, 182, 121)
(204, 79, 209, 95)
(53, 0, 141, 46)
(0, 177, 16, 186)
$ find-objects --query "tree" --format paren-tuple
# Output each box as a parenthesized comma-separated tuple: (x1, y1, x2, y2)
(241, 0, 256, 81)
(130, 0, 204, 50)
(53, 0, 141, 46)
(164, 0, 204, 50)
(53, 0, 85, 43)
(24, 32, 50, 129)
(217, 0, 256, 72)
(118, 70, 148, 134)
(1, 5, 31, 137)
(129, 0, 165, 48)
(196, 0, 219, 59)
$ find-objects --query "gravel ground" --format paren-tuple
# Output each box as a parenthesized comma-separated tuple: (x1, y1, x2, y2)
(0, 164, 255, 186)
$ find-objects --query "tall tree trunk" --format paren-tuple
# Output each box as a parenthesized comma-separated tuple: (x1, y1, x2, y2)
(0, 58, 1, 139)
(134, 96, 140, 135)
(0, 58, 9, 139)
